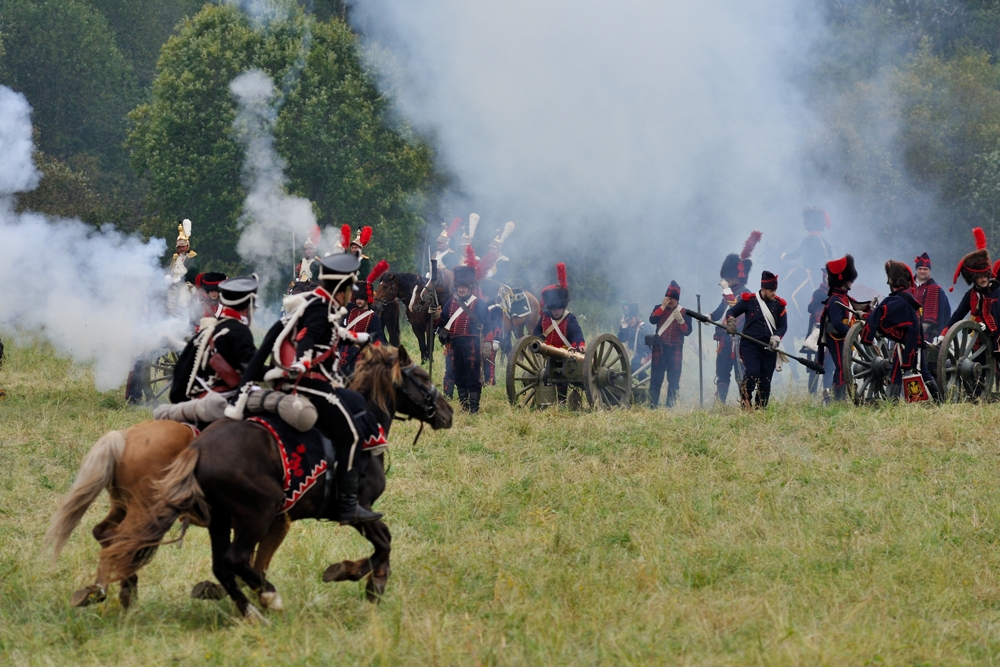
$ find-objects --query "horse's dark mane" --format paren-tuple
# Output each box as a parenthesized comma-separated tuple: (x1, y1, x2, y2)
(349, 346, 400, 417)
(391, 272, 421, 296)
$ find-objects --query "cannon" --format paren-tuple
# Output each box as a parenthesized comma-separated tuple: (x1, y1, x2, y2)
(843, 321, 894, 404)
(935, 319, 997, 402)
(506, 334, 632, 409)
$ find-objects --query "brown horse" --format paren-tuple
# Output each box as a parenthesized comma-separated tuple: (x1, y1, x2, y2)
(374, 272, 452, 363)
(103, 346, 451, 619)
(45, 420, 198, 608)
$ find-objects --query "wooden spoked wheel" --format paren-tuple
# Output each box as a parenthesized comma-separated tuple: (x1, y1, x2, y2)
(630, 358, 651, 406)
(843, 322, 893, 405)
(506, 335, 545, 408)
(935, 320, 997, 402)
(582, 334, 632, 409)
(141, 350, 178, 403)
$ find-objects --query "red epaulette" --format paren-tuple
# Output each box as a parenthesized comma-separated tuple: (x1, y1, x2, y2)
(776, 296, 787, 306)
(741, 292, 754, 301)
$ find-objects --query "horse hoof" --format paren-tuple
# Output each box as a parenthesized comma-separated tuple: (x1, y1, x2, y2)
(71, 585, 106, 607)
(365, 577, 386, 604)
(323, 563, 348, 583)
(119, 589, 135, 610)
(191, 581, 227, 601)
(259, 590, 283, 611)
(244, 604, 270, 625)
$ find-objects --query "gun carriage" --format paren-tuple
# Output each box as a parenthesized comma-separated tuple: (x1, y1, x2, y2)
(506, 334, 632, 409)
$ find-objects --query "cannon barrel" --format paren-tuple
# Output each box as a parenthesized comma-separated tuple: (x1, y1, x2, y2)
(529, 339, 585, 362)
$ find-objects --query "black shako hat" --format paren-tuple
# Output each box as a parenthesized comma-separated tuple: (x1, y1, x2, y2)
(219, 275, 258, 307)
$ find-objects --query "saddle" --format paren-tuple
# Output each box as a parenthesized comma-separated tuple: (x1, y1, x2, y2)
(248, 415, 333, 512)
(500, 286, 531, 319)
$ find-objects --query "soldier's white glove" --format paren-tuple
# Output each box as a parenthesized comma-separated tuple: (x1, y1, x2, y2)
(981, 322, 989, 333)
(769, 335, 781, 350)
(671, 308, 684, 323)
(492, 340, 500, 351)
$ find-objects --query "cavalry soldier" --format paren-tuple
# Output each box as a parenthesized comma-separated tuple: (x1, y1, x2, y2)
(726, 270, 787, 409)
(910, 252, 951, 340)
(648, 281, 693, 408)
(339, 260, 389, 378)
(617, 302, 651, 374)
(193, 272, 227, 325)
(231, 247, 385, 525)
(433, 252, 492, 414)
(483, 221, 515, 280)
(294, 237, 320, 284)
(781, 207, 834, 276)
(170, 275, 258, 404)
(349, 226, 373, 279)
(710, 230, 762, 403)
(431, 217, 462, 274)
(945, 227, 1000, 359)
(166, 219, 200, 316)
(863, 260, 938, 400)
(456, 213, 479, 269)
(817, 255, 858, 401)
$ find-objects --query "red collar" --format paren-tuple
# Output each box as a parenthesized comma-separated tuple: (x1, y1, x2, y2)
(313, 286, 332, 302)
(217, 306, 245, 321)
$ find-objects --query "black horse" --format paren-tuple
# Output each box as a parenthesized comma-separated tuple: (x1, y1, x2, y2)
(374, 272, 452, 363)
(106, 345, 452, 618)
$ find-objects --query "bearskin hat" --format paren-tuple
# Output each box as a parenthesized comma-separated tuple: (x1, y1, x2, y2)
(196, 272, 227, 290)
(454, 246, 478, 288)
(803, 207, 830, 232)
(951, 227, 991, 291)
(720, 230, 762, 282)
(541, 262, 570, 311)
(885, 260, 914, 290)
(622, 302, 640, 320)
(826, 255, 857, 289)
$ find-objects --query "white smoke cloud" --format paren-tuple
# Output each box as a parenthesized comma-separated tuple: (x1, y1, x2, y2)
(0, 86, 187, 391)
(231, 70, 319, 288)
(347, 1, 829, 305)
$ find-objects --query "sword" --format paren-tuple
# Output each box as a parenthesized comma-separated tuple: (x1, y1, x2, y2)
(688, 310, 825, 373)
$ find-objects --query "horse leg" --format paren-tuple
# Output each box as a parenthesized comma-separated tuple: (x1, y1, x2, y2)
(322, 519, 392, 603)
(71, 501, 127, 607)
(118, 575, 138, 609)
(252, 514, 290, 611)
(207, 510, 256, 621)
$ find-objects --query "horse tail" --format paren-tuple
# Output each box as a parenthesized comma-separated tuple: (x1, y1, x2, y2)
(45, 430, 127, 562)
(104, 446, 209, 581)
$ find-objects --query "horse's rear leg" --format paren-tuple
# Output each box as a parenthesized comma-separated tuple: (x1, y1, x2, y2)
(118, 575, 138, 609)
(191, 513, 288, 606)
(210, 508, 274, 622)
(71, 502, 127, 607)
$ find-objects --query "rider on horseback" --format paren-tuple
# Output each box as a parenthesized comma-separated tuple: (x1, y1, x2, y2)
(229, 231, 384, 525)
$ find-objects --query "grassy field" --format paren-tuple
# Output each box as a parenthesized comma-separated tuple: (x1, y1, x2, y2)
(5, 336, 1000, 665)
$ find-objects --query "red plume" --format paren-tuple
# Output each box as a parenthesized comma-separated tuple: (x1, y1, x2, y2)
(464, 243, 479, 270)
(477, 248, 501, 281)
(741, 230, 763, 261)
(974, 227, 987, 251)
(340, 224, 352, 249)
(446, 217, 462, 238)
(310, 225, 322, 244)
(556, 262, 568, 289)
(359, 225, 373, 247)
(367, 259, 389, 284)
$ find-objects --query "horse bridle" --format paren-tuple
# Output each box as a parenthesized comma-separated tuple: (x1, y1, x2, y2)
(375, 276, 399, 310)
(395, 362, 440, 445)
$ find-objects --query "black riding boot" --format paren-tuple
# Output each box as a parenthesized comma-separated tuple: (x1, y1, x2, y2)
(716, 382, 729, 404)
(457, 387, 471, 412)
(336, 466, 382, 525)
(468, 389, 481, 414)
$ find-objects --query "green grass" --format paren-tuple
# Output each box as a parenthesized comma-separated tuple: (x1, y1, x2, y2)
(4, 335, 1000, 665)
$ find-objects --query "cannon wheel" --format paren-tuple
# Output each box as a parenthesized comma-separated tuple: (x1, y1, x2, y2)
(582, 334, 632, 409)
(141, 350, 178, 403)
(843, 322, 893, 405)
(936, 320, 997, 402)
(631, 358, 651, 406)
(506, 335, 545, 408)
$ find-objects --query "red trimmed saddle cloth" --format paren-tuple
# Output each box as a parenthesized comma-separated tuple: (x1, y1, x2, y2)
(248, 416, 329, 512)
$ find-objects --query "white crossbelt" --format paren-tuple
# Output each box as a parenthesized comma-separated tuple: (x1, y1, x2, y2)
(656, 310, 676, 336)
(346, 310, 373, 330)
(445, 295, 477, 331)
(544, 315, 572, 348)
(755, 292, 777, 335)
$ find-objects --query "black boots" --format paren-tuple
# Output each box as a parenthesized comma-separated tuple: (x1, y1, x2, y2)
(468, 390, 481, 414)
(336, 467, 382, 525)
(457, 387, 470, 412)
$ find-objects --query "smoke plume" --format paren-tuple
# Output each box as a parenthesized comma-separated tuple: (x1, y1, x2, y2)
(0, 86, 187, 390)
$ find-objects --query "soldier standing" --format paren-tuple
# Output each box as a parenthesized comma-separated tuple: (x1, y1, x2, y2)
(533, 263, 586, 405)
(434, 257, 492, 414)
(804, 268, 831, 395)
(726, 270, 787, 409)
(945, 228, 1000, 366)
(863, 261, 938, 400)
(710, 231, 762, 403)
(349, 226, 373, 280)
(817, 255, 858, 402)
(294, 238, 320, 284)
(647, 280, 693, 408)
(339, 260, 389, 379)
(170, 275, 258, 404)
(617, 302, 650, 375)
(910, 252, 951, 340)
(166, 219, 200, 316)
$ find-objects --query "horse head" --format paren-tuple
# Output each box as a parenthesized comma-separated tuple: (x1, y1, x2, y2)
(373, 273, 399, 313)
(351, 344, 452, 430)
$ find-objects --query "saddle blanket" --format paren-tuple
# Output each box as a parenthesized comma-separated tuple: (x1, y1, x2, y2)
(248, 416, 328, 512)
(509, 289, 531, 318)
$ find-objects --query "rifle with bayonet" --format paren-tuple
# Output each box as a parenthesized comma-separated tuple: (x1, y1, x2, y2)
(688, 310, 825, 373)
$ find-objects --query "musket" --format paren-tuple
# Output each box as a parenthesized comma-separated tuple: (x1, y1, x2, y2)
(426, 248, 438, 378)
(688, 310, 825, 373)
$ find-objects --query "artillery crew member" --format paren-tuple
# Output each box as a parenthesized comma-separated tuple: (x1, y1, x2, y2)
(339, 261, 388, 378)
(781, 207, 834, 275)
(533, 262, 586, 352)
(170, 275, 258, 404)
(817, 255, 858, 401)
(193, 272, 227, 326)
(294, 237, 320, 284)
(711, 230, 762, 403)
(911, 252, 951, 339)
(434, 250, 492, 414)
(648, 281, 692, 408)
(946, 228, 1000, 357)
(726, 270, 787, 409)
(617, 302, 651, 374)
(804, 268, 831, 395)
(863, 260, 938, 399)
